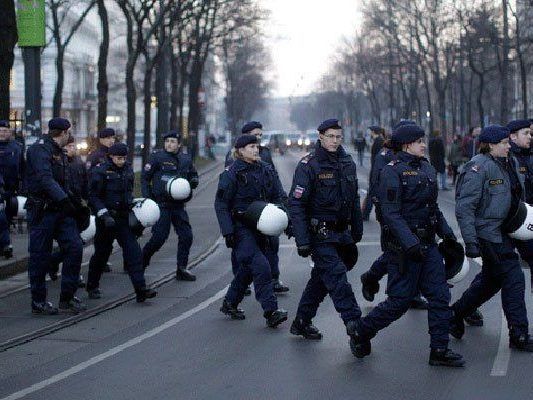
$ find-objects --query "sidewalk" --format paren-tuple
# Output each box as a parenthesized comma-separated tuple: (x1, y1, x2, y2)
(0, 158, 224, 351)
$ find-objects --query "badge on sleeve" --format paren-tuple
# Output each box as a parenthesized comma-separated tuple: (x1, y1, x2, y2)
(144, 163, 151, 171)
(293, 185, 305, 199)
(471, 165, 480, 172)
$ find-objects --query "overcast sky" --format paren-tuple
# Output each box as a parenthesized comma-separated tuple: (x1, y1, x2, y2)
(261, 0, 362, 98)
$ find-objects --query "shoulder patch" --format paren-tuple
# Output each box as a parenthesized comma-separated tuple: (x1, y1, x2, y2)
(144, 163, 151, 171)
(471, 165, 480, 172)
(293, 185, 305, 199)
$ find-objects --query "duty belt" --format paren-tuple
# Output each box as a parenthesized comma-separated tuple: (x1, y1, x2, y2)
(310, 218, 349, 234)
(411, 227, 435, 243)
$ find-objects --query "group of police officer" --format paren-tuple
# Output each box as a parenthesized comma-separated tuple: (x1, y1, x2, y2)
(0, 117, 203, 315)
(214, 116, 533, 367)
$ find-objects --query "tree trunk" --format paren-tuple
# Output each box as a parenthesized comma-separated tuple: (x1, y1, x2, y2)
(170, 50, 179, 130)
(125, 61, 136, 162)
(477, 73, 485, 127)
(96, 0, 109, 131)
(0, 0, 17, 120)
(52, 48, 64, 117)
(143, 64, 153, 165)
(500, 0, 510, 123)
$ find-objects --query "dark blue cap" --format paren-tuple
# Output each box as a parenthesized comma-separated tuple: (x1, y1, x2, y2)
(108, 142, 128, 156)
(318, 119, 341, 133)
(507, 119, 531, 133)
(48, 117, 71, 131)
(163, 130, 181, 140)
(368, 125, 384, 133)
(98, 128, 116, 138)
(479, 125, 510, 144)
(234, 134, 258, 149)
(392, 124, 425, 144)
(392, 119, 416, 130)
(241, 121, 262, 134)
(0, 120, 9, 128)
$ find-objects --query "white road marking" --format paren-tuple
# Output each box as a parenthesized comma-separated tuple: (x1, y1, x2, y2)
(490, 310, 511, 377)
(0, 287, 228, 400)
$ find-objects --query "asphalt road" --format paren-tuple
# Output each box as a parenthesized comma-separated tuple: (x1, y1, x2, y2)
(1, 149, 533, 400)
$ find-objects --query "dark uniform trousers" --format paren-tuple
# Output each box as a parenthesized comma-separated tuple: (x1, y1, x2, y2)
(297, 240, 361, 324)
(453, 236, 528, 337)
(143, 205, 192, 268)
(225, 226, 277, 312)
(359, 244, 451, 350)
(28, 210, 83, 302)
(87, 215, 146, 291)
(231, 236, 280, 279)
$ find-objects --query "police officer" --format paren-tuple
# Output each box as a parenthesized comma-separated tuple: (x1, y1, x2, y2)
(48, 135, 89, 285)
(86, 127, 116, 170)
(0, 120, 24, 259)
(225, 121, 289, 293)
(86, 127, 116, 272)
(141, 130, 199, 281)
(26, 118, 86, 314)
(450, 125, 533, 351)
(360, 120, 428, 309)
(350, 123, 464, 367)
(86, 143, 157, 303)
(508, 119, 533, 280)
(215, 134, 288, 327)
(288, 119, 363, 345)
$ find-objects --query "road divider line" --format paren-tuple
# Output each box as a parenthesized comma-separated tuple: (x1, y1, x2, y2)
(0, 287, 228, 400)
(491, 310, 510, 377)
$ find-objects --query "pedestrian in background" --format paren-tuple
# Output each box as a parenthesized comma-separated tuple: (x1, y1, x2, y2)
(429, 130, 448, 190)
(447, 134, 463, 186)
(354, 133, 366, 167)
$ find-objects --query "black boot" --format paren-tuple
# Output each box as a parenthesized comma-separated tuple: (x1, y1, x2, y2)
(429, 348, 465, 367)
(510, 334, 533, 352)
(360, 272, 379, 302)
(220, 299, 245, 320)
(31, 301, 59, 315)
(273, 279, 289, 293)
(264, 309, 288, 328)
(176, 266, 196, 281)
(449, 310, 465, 339)
(3, 244, 13, 259)
(346, 319, 371, 358)
(87, 288, 102, 299)
(59, 296, 88, 314)
(464, 308, 484, 327)
(409, 295, 429, 310)
(290, 317, 322, 340)
(136, 288, 157, 303)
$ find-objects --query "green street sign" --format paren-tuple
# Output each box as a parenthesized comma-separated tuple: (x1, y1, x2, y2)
(16, 0, 46, 47)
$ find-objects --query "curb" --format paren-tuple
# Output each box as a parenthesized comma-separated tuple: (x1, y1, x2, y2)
(0, 160, 223, 281)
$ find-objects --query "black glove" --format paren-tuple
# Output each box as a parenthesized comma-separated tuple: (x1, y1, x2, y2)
(443, 232, 457, 242)
(132, 224, 144, 238)
(465, 243, 481, 258)
(351, 232, 362, 243)
(297, 244, 312, 258)
(406, 244, 425, 262)
(285, 223, 294, 239)
(100, 212, 116, 229)
(224, 234, 235, 248)
(59, 198, 76, 217)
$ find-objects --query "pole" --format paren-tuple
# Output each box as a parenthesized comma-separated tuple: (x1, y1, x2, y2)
(22, 46, 42, 136)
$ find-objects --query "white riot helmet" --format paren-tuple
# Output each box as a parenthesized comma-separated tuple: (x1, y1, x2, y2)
(15, 196, 27, 218)
(505, 202, 533, 241)
(7, 196, 27, 218)
(166, 177, 191, 200)
(438, 240, 469, 285)
(130, 198, 160, 228)
(80, 215, 96, 242)
(242, 201, 288, 236)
